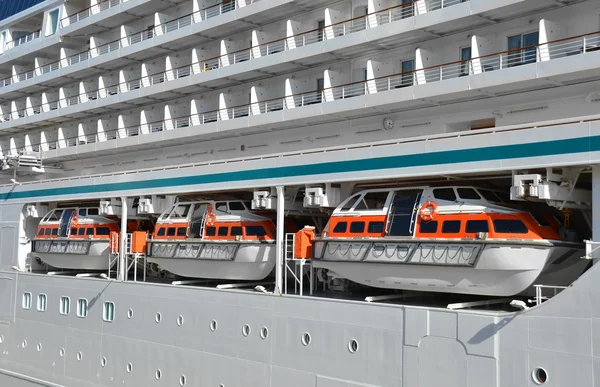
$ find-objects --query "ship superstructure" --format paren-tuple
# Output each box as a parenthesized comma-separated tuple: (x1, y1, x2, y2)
(1, 0, 600, 386)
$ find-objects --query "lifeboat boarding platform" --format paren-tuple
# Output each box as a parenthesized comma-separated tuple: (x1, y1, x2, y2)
(284, 232, 314, 296)
(109, 231, 149, 282)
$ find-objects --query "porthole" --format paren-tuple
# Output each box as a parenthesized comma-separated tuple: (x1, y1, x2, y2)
(37, 343, 42, 352)
(532, 367, 548, 385)
(155, 369, 162, 380)
(218, 384, 225, 387)
(101, 357, 107, 367)
(242, 324, 251, 337)
(22, 340, 27, 348)
(0, 335, 4, 343)
(126, 362, 133, 373)
(59, 348, 65, 357)
(301, 333, 311, 346)
(155, 312, 162, 323)
(179, 374, 187, 386)
(177, 315, 184, 326)
(127, 308, 133, 319)
(77, 351, 82, 361)
(260, 327, 269, 340)
(348, 339, 359, 354)
(210, 319, 218, 332)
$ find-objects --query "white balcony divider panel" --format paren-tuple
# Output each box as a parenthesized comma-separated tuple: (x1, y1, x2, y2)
(120, 25, 133, 48)
(251, 31, 262, 59)
(193, 0, 204, 23)
(191, 100, 202, 126)
(285, 78, 296, 109)
(286, 20, 302, 50)
(220, 40, 231, 67)
(90, 37, 105, 58)
(218, 93, 229, 121)
(57, 128, 66, 149)
(24, 135, 33, 153)
(60, 48, 77, 68)
(415, 0, 427, 15)
(9, 138, 17, 156)
(35, 57, 52, 77)
(323, 70, 337, 102)
(10, 101, 22, 121)
(97, 119, 108, 142)
(540, 19, 565, 62)
(39, 131, 49, 152)
(118, 115, 128, 138)
(155, 13, 168, 37)
(142, 60, 163, 87)
(41, 93, 50, 113)
(164, 105, 175, 130)
(250, 86, 261, 115)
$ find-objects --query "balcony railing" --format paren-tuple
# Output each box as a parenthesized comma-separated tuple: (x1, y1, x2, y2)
(61, 0, 124, 28)
(0, 0, 459, 91)
(4, 30, 41, 51)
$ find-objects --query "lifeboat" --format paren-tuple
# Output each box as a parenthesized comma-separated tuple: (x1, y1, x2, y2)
(32, 207, 119, 270)
(146, 200, 276, 280)
(311, 186, 588, 296)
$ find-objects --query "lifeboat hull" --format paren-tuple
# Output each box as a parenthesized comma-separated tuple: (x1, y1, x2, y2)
(31, 239, 111, 271)
(147, 241, 276, 280)
(312, 239, 585, 296)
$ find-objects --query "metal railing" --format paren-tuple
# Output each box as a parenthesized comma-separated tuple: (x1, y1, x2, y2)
(61, 0, 124, 27)
(533, 284, 568, 306)
(4, 30, 41, 51)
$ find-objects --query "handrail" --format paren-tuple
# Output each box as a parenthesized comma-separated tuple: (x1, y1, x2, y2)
(4, 112, 600, 190)
(4, 30, 41, 51)
(1, 29, 598, 124)
(60, 0, 124, 27)
(0, 0, 434, 89)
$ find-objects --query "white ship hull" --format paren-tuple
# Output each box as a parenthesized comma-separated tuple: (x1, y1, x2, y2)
(313, 240, 586, 296)
(147, 242, 276, 279)
(31, 239, 111, 271)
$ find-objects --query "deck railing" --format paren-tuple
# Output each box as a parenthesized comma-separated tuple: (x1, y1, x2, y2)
(60, 0, 124, 28)
(4, 30, 41, 51)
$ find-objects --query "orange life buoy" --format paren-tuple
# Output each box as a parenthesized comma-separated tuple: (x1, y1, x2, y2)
(419, 201, 438, 222)
(205, 204, 217, 227)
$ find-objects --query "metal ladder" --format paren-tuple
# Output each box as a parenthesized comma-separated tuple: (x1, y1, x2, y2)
(283, 233, 313, 296)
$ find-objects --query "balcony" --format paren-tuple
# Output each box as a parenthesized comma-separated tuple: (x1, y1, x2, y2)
(3, 29, 598, 160)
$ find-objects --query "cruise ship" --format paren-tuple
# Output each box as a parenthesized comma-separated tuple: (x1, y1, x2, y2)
(0, 0, 599, 385)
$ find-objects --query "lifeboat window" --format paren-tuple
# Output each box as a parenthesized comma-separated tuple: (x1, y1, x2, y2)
(245, 226, 267, 236)
(45, 228, 51, 236)
(78, 228, 85, 236)
(78, 209, 87, 216)
(244, 201, 252, 210)
(172, 205, 191, 218)
(442, 220, 461, 233)
(355, 191, 389, 210)
(218, 227, 229, 237)
(88, 208, 99, 215)
(493, 219, 528, 234)
(86, 228, 94, 236)
(466, 220, 489, 233)
(340, 194, 361, 211)
(38, 228, 45, 236)
(530, 213, 551, 227)
(70, 228, 76, 236)
(457, 188, 481, 200)
(229, 202, 245, 211)
(205, 227, 216, 236)
(350, 222, 366, 233)
(433, 188, 456, 202)
(231, 227, 243, 236)
(333, 222, 347, 233)
(478, 189, 502, 203)
(177, 228, 187, 237)
(419, 221, 438, 233)
(216, 202, 228, 212)
(167, 227, 176, 237)
(157, 228, 166, 237)
(367, 222, 385, 233)
(52, 229, 58, 236)
(96, 228, 110, 236)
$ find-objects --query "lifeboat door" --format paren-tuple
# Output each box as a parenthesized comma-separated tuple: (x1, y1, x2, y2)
(58, 209, 75, 238)
(189, 204, 209, 238)
(386, 190, 422, 237)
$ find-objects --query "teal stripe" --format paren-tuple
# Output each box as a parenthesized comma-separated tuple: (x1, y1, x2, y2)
(1, 135, 595, 201)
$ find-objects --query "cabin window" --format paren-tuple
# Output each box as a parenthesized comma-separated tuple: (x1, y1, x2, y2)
(442, 220, 461, 233)
(433, 188, 456, 201)
(205, 227, 216, 236)
(354, 191, 389, 210)
(457, 188, 481, 200)
(350, 222, 365, 233)
(70, 227, 77, 236)
(22, 292, 32, 310)
(59, 297, 70, 315)
(493, 219, 528, 234)
(45, 228, 51, 236)
(79, 209, 87, 216)
(478, 189, 502, 203)
(218, 227, 229, 237)
(77, 298, 88, 318)
(38, 228, 45, 236)
(216, 202, 227, 212)
(96, 228, 110, 236)
(465, 220, 489, 233)
(172, 205, 191, 218)
(229, 202, 245, 211)
(419, 221, 438, 233)
(177, 228, 187, 237)
(230, 227, 243, 237)
(52, 229, 58, 236)
(78, 228, 85, 236)
(368, 222, 385, 233)
(157, 228, 166, 236)
(103, 302, 115, 322)
(530, 213, 551, 227)
(333, 222, 347, 233)
(37, 294, 47, 312)
(340, 194, 360, 211)
(88, 208, 99, 215)
(244, 201, 252, 210)
(167, 227, 176, 237)
(245, 226, 267, 236)
(86, 228, 94, 236)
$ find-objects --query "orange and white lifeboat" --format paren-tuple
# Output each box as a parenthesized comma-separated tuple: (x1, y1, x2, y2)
(32, 207, 119, 270)
(311, 186, 588, 296)
(147, 200, 276, 280)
